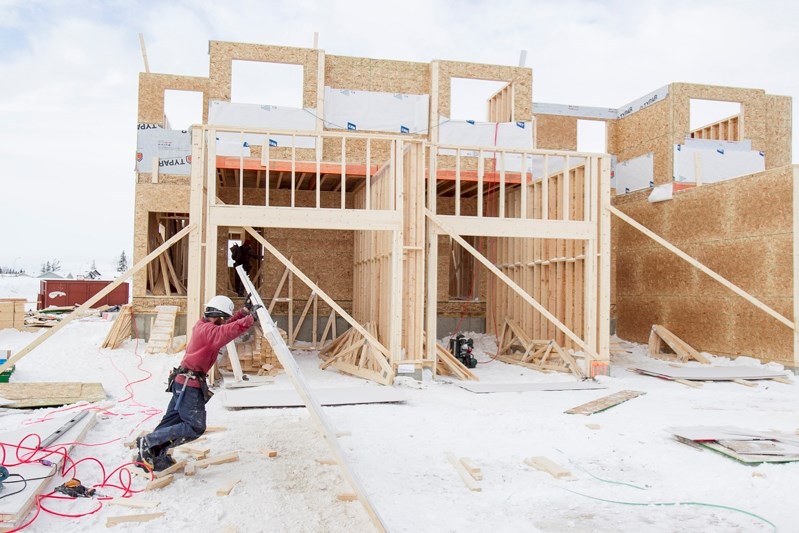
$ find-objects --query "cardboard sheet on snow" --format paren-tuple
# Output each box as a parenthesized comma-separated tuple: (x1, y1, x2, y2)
(632, 363, 786, 381)
(455, 381, 606, 393)
(222, 387, 406, 408)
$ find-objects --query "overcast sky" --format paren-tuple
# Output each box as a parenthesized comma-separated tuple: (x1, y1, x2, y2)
(1, 0, 796, 276)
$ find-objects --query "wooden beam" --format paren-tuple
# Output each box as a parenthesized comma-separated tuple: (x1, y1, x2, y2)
(106, 512, 164, 527)
(0, 224, 196, 373)
(236, 267, 389, 532)
(609, 205, 793, 330)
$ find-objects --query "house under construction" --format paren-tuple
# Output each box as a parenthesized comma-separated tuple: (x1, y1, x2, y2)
(131, 39, 797, 379)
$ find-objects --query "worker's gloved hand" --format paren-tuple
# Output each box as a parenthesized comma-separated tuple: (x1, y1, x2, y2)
(240, 306, 251, 317)
(250, 304, 263, 321)
(244, 294, 254, 311)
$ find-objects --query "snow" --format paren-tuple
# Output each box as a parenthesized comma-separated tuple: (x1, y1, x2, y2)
(0, 276, 797, 532)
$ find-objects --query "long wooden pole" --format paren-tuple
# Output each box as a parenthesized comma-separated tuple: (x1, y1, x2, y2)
(0, 224, 196, 373)
(608, 205, 793, 330)
(236, 266, 388, 532)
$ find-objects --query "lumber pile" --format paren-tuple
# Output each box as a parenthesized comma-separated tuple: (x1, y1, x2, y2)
(145, 305, 178, 354)
(146, 220, 188, 296)
(101, 305, 133, 349)
(497, 318, 585, 378)
(0, 298, 26, 330)
(648, 325, 710, 364)
(318, 324, 394, 385)
(217, 326, 286, 375)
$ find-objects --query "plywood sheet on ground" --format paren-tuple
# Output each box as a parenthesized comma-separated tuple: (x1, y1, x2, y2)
(669, 426, 799, 464)
(632, 363, 786, 381)
(565, 390, 646, 415)
(0, 413, 96, 528)
(221, 387, 406, 408)
(455, 381, 606, 393)
(0, 382, 106, 408)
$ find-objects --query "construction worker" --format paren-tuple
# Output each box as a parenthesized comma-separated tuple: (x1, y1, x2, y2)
(137, 294, 259, 471)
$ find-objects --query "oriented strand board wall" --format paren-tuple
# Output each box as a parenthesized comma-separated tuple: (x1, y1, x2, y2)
(435, 61, 533, 121)
(138, 73, 209, 124)
(208, 41, 319, 108)
(132, 183, 190, 298)
(614, 166, 793, 364)
(534, 115, 577, 151)
(608, 83, 792, 187)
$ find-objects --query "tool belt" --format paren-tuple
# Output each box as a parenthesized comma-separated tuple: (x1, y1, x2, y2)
(166, 367, 213, 403)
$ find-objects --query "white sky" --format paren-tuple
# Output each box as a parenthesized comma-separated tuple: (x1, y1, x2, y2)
(1, 0, 797, 276)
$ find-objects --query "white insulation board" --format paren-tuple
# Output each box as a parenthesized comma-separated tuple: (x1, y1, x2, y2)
(324, 87, 429, 133)
(673, 140, 764, 184)
(614, 152, 654, 194)
(135, 126, 192, 175)
(209, 101, 317, 149)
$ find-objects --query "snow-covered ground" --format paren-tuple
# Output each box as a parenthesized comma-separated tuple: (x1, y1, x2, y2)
(0, 276, 797, 532)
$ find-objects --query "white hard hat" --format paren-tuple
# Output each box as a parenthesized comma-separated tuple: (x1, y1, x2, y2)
(204, 295, 234, 318)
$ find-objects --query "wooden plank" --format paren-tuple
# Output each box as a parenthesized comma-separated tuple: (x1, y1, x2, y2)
(145, 474, 173, 491)
(153, 460, 186, 478)
(564, 390, 646, 415)
(260, 449, 279, 458)
(524, 456, 571, 478)
(194, 451, 239, 470)
(459, 457, 483, 481)
(107, 498, 160, 509)
(235, 267, 389, 532)
(106, 512, 165, 527)
(446, 452, 481, 492)
(216, 479, 241, 496)
(337, 493, 358, 502)
(0, 224, 196, 374)
(0, 383, 105, 409)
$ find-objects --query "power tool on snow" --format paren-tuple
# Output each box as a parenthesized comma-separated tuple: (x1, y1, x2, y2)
(449, 334, 478, 369)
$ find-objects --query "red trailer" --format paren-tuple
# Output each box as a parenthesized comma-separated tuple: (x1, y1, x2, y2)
(38, 280, 130, 310)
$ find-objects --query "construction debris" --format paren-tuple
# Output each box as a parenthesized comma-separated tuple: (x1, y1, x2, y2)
(648, 325, 710, 364)
(631, 363, 791, 386)
(101, 305, 133, 349)
(524, 456, 571, 479)
(446, 452, 481, 491)
(318, 324, 394, 385)
(669, 426, 799, 464)
(565, 390, 646, 415)
(498, 319, 585, 378)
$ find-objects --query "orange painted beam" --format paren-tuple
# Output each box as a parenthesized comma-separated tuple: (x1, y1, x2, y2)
(216, 156, 379, 176)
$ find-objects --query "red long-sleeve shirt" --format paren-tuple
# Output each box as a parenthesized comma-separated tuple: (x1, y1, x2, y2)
(176, 310, 254, 387)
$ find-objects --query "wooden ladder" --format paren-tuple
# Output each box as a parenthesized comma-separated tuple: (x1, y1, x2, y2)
(146, 305, 179, 354)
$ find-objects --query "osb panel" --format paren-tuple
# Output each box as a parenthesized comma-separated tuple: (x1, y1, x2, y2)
(132, 297, 187, 312)
(670, 83, 791, 171)
(615, 296, 667, 343)
(436, 61, 532, 121)
(136, 174, 190, 186)
(132, 184, 190, 297)
(534, 115, 577, 151)
(326, 55, 429, 95)
(608, 96, 673, 186)
(764, 95, 792, 168)
(208, 41, 319, 108)
(138, 73, 209, 124)
(614, 168, 793, 363)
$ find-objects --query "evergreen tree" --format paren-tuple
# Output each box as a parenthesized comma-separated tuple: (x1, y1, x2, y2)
(117, 251, 129, 272)
(91, 259, 97, 270)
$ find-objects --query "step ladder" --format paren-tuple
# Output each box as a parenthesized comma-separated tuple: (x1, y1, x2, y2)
(146, 305, 179, 354)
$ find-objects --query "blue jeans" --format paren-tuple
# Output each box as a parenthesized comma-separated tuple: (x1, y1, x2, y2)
(146, 381, 207, 450)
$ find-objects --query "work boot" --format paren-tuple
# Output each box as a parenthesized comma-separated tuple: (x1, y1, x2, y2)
(136, 436, 156, 471)
(152, 452, 176, 472)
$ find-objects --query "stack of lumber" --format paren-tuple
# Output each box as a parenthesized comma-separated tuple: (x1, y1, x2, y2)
(145, 305, 179, 354)
(318, 324, 394, 385)
(648, 325, 710, 364)
(217, 327, 286, 374)
(498, 318, 585, 378)
(0, 298, 26, 330)
(101, 305, 133, 349)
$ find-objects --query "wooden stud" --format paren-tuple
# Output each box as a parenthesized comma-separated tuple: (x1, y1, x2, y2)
(524, 456, 570, 479)
(446, 452, 481, 492)
(337, 493, 358, 502)
(145, 474, 173, 491)
(194, 451, 239, 469)
(154, 460, 186, 478)
(260, 449, 279, 458)
(107, 512, 165, 527)
(216, 479, 241, 496)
